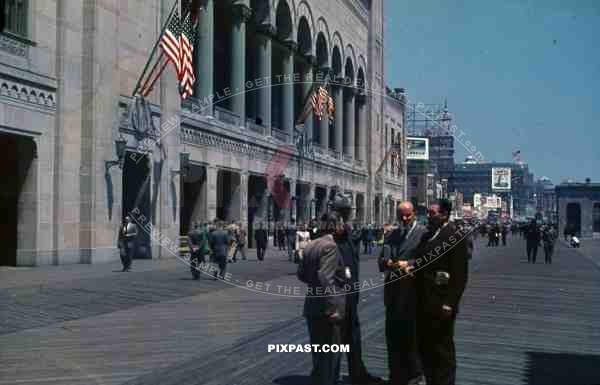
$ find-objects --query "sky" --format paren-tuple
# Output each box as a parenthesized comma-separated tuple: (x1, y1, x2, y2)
(384, 0, 600, 184)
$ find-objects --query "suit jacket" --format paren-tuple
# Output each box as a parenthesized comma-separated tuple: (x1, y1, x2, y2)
(254, 228, 268, 244)
(379, 223, 428, 310)
(209, 229, 230, 258)
(302, 234, 346, 320)
(415, 223, 469, 318)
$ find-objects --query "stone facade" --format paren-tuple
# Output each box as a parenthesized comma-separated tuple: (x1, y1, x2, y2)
(556, 183, 600, 239)
(0, 0, 400, 266)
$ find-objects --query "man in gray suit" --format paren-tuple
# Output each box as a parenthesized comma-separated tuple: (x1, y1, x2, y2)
(379, 201, 428, 385)
(208, 220, 230, 280)
(299, 211, 347, 385)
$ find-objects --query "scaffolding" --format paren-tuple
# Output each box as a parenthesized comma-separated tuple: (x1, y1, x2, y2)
(406, 100, 452, 137)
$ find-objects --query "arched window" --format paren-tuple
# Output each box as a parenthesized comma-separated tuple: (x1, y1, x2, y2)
(4, 0, 28, 37)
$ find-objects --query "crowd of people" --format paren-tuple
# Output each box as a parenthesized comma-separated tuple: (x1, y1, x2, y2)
(117, 198, 474, 385)
(477, 219, 558, 264)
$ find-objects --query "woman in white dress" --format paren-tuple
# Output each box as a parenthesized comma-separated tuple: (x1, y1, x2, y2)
(295, 223, 311, 262)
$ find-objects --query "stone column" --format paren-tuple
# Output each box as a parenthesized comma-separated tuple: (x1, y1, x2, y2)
(195, 0, 214, 115)
(302, 57, 314, 144)
(344, 87, 355, 158)
(230, 4, 251, 123)
(206, 166, 218, 222)
(321, 186, 331, 216)
(282, 41, 296, 143)
(289, 179, 297, 222)
(240, 171, 249, 234)
(307, 183, 316, 220)
(357, 92, 367, 163)
(158, 0, 182, 259)
(333, 83, 344, 155)
(256, 25, 273, 135)
(318, 67, 331, 150)
(349, 192, 356, 223)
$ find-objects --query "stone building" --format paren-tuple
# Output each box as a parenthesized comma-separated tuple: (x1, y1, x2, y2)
(556, 180, 600, 238)
(0, 0, 402, 266)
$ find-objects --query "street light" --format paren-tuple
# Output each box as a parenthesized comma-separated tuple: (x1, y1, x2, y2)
(105, 134, 128, 173)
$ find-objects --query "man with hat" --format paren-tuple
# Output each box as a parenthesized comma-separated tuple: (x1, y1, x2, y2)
(330, 193, 384, 385)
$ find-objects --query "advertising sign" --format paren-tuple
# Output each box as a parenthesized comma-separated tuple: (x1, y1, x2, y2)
(473, 193, 483, 210)
(492, 167, 511, 191)
(406, 137, 429, 160)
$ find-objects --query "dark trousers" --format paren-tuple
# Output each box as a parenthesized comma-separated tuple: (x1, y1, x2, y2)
(417, 312, 456, 385)
(190, 251, 205, 279)
(256, 242, 266, 261)
(336, 296, 368, 381)
(120, 240, 134, 270)
(233, 243, 246, 260)
(307, 317, 343, 385)
(213, 255, 227, 279)
(527, 242, 538, 263)
(544, 245, 553, 264)
(287, 238, 295, 260)
(386, 308, 421, 384)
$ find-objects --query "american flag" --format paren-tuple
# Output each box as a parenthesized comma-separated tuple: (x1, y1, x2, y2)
(311, 86, 330, 120)
(179, 10, 197, 99)
(159, 11, 181, 78)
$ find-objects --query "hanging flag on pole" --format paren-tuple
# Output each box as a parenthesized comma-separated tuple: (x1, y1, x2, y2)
(135, 0, 198, 99)
(178, 9, 197, 99)
(159, 10, 182, 77)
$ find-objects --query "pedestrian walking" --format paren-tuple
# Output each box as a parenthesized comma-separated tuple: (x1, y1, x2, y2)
(209, 220, 230, 280)
(295, 223, 311, 263)
(277, 223, 286, 251)
(543, 225, 556, 264)
(188, 222, 208, 279)
(118, 216, 138, 272)
(233, 222, 247, 261)
(286, 221, 297, 261)
(254, 222, 268, 261)
(526, 220, 541, 263)
(379, 201, 428, 385)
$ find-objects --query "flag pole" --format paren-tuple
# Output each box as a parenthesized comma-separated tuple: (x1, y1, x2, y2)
(139, 51, 165, 95)
(142, 57, 170, 97)
(132, 0, 179, 96)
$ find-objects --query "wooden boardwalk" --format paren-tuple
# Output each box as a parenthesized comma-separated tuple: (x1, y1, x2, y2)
(1, 238, 599, 385)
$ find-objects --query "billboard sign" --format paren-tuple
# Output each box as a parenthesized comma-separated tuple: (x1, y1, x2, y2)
(406, 137, 429, 160)
(492, 167, 511, 191)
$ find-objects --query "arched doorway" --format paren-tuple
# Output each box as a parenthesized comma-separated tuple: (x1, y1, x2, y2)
(593, 203, 600, 233)
(0, 133, 37, 266)
(566, 202, 581, 236)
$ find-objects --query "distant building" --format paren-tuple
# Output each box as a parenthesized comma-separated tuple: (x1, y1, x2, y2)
(556, 180, 600, 238)
(450, 159, 533, 218)
(534, 177, 557, 222)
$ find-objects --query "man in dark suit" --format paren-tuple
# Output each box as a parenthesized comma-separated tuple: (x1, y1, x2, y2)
(526, 219, 541, 263)
(331, 194, 383, 385)
(254, 222, 268, 261)
(300, 211, 347, 385)
(208, 220, 230, 280)
(379, 201, 428, 385)
(412, 200, 469, 385)
(286, 221, 297, 261)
